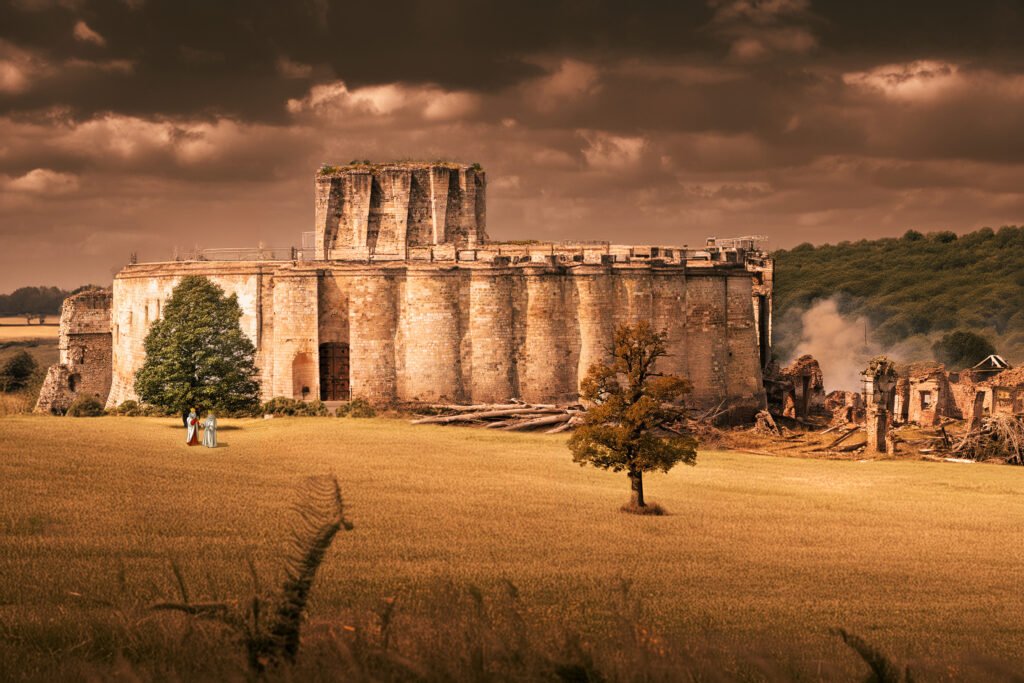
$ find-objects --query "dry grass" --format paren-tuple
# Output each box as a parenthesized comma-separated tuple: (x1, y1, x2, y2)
(1, 415, 1023, 679)
(0, 392, 33, 416)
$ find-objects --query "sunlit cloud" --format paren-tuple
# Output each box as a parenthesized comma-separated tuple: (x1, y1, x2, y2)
(72, 20, 106, 46)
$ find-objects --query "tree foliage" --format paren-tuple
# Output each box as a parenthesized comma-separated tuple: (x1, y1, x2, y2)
(932, 331, 997, 370)
(0, 350, 38, 392)
(0, 286, 69, 316)
(773, 226, 1024, 360)
(134, 276, 260, 415)
(568, 322, 697, 511)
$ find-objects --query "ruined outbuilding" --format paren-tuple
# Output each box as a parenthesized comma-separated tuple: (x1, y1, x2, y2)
(896, 362, 960, 426)
(764, 354, 826, 419)
(40, 162, 774, 418)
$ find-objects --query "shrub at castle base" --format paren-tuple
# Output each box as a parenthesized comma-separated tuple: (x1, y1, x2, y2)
(134, 276, 260, 420)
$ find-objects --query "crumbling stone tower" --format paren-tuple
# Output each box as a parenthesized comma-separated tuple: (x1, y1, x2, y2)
(35, 288, 112, 413)
(862, 356, 897, 453)
(314, 162, 486, 260)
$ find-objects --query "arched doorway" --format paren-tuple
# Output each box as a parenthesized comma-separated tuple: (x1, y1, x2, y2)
(319, 342, 350, 400)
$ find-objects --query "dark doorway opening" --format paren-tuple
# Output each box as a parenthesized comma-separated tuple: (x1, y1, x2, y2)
(757, 294, 770, 368)
(319, 342, 350, 400)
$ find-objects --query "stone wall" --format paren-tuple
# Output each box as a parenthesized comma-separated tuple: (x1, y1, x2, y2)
(99, 259, 766, 417)
(105, 263, 271, 408)
(35, 289, 113, 413)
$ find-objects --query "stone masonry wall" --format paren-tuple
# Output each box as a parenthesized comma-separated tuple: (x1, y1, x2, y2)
(93, 257, 765, 416)
(106, 263, 271, 408)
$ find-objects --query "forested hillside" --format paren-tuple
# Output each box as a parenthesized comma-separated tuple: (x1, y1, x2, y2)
(772, 226, 1024, 364)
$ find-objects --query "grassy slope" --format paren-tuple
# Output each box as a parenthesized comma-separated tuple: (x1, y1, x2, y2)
(1, 416, 1024, 678)
(773, 226, 1024, 362)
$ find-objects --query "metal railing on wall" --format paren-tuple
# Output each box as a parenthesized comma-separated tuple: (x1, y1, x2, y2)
(181, 246, 314, 262)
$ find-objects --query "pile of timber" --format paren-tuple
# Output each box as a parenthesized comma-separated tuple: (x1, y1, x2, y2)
(410, 402, 584, 434)
(949, 414, 1024, 465)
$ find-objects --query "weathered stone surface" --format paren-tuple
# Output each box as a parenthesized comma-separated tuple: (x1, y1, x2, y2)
(36, 288, 112, 413)
(315, 163, 486, 260)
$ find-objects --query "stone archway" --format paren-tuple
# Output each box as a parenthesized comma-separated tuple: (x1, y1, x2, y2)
(291, 352, 315, 400)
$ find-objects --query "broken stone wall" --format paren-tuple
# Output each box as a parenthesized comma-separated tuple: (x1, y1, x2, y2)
(35, 289, 113, 413)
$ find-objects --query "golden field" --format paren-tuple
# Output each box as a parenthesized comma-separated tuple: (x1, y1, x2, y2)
(0, 317, 58, 341)
(1, 415, 1023, 680)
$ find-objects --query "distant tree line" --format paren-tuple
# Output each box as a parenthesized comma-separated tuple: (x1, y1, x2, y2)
(773, 226, 1024, 365)
(0, 285, 96, 317)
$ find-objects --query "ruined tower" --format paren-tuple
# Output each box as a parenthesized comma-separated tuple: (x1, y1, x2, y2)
(314, 163, 486, 260)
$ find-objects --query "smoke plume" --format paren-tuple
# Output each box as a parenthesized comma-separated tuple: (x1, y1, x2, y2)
(788, 298, 877, 392)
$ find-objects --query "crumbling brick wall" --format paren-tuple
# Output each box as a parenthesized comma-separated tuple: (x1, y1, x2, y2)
(35, 289, 112, 413)
(903, 363, 960, 425)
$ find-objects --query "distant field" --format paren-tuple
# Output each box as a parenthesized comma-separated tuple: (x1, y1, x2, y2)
(0, 316, 58, 341)
(1, 416, 1023, 680)
(0, 338, 57, 364)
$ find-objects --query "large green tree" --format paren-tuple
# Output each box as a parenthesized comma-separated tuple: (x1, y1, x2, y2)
(135, 276, 260, 420)
(568, 322, 698, 513)
(932, 331, 997, 369)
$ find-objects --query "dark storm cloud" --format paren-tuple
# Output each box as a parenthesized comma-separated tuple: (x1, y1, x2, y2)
(5, 0, 1024, 291)
(0, 0, 1018, 123)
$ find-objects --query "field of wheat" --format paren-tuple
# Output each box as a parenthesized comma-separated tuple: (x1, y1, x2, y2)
(0, 317, 58, 341)
(1, 415, 1023, 680)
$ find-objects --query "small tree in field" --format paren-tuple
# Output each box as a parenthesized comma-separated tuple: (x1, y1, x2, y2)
(135, 276, 260, 421)
(569, 322, 697, 514)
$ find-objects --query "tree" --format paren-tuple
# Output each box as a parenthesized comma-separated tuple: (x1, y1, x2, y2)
(0, 286, 68, 316)
(0, 350, 38, 392)
(568, 322, 697, 513)
(134, 276, 260, 420)
(932, 331, 997, 369)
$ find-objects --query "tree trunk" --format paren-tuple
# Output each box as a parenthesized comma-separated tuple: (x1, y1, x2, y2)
(628, 468, 645, 507)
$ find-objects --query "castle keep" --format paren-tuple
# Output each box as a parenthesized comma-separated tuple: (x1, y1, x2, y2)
(38, 162, 773, 418)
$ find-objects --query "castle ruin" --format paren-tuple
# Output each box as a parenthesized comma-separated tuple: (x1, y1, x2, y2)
(38, 162, 774, 418)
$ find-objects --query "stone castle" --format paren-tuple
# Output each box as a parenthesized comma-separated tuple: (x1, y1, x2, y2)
(37, 162, 774, 418)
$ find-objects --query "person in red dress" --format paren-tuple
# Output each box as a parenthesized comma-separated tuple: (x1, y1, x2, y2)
(186, 408, 200, 445)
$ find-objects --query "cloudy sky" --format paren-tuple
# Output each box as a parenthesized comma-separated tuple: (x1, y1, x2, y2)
(2, 0, 1024, 291)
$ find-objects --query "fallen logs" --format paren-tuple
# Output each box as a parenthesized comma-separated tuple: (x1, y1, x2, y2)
(411, 407, 561, 425)
(498, 413, 578, 431)
(411, 403, 583, 432)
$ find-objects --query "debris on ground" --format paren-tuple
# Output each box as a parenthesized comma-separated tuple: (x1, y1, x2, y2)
(951, 413, 1024, 465)
(411, 402, 584, 432)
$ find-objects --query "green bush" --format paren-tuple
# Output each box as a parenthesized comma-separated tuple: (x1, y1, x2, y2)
(114, 400, 141, 416)
(111, 401, 177, 417)
(336, 398, 376, 418)
(67, 395, 105, 417)
(219, 405, 263, 418)
(262, 397, 329, 417)
(0, 350, 38, 392)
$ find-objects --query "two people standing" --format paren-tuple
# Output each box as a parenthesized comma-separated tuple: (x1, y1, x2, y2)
(185, 408, 218, 448)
